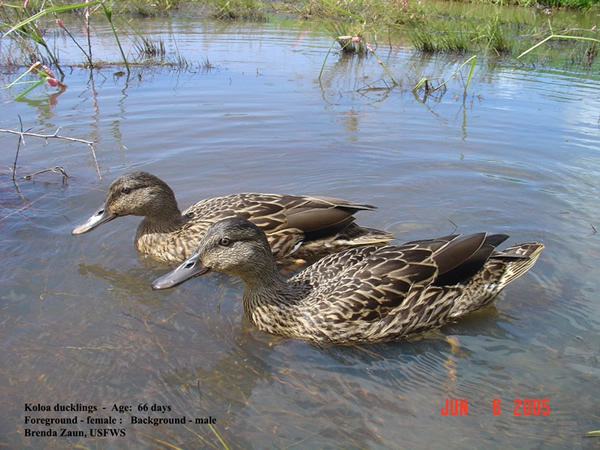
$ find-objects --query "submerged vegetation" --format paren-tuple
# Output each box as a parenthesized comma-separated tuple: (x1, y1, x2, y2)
(0, 0, 598, 99)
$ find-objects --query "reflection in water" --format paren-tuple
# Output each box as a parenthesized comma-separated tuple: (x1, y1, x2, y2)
(1, 16, 600, 448)
(154, 327, 467, 448)
(319, 52, 396, 106)
(15, 85, 67, 113)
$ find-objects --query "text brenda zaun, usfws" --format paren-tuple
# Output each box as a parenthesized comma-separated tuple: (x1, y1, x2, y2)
(22, 402, 217, 438)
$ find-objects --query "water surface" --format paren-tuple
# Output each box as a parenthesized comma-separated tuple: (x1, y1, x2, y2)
(1, 17, 599, 449)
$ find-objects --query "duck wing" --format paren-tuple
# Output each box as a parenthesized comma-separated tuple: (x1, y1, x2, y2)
(183, 193, 374, 232)
(295, 234, 516, 329)
(183, 193, 391, 260)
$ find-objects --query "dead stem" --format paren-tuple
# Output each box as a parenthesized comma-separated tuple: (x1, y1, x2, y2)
(0, 126, 100, 180)
(589, 224, 597, 236)
(0, 127, 94, 145)
(448, 219, 459, 233)
(10, 116, 27, 182)
(12, 133, 24, 182)
(21, 166, 69, 183)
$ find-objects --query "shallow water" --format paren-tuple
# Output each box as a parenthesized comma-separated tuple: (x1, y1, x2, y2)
(1, 16, 599, 449)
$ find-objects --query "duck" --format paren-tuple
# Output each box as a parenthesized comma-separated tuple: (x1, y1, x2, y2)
(72, 171, 393, 264)
(152, 217, 544, 344)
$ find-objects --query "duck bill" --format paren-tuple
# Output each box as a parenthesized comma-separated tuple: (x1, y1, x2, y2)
(152, 253, 210, 290)
(72, 205, 117, 235)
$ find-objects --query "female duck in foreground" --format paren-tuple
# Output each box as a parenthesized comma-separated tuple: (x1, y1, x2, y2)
(72, 171, 392, 264)
(152, 217, 544, 344)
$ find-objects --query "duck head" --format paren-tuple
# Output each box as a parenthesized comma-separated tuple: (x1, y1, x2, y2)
(152, 217, 274, 290)
(72, 171, 179, 235)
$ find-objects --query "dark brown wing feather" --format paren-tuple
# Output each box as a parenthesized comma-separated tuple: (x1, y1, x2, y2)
(183, 193, 375, 235)
(433, 234, 509, 286)
(294, 244, 439, 321)
(179, 193, 390, 261)
(292, 233, 520, 330)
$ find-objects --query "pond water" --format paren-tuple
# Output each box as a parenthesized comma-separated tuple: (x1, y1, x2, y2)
(1, 16, 599, 449)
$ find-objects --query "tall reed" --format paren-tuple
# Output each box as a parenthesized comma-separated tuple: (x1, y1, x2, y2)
(1, 1, 129, 98)
(317, 0, 398, 85)
(4, 1, 129, 71)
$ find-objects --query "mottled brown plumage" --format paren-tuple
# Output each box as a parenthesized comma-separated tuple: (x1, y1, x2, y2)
(152, 218, 544, 344)
(72, 171, 393, 264)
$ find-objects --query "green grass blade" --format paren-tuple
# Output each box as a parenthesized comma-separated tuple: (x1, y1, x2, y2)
(208, 424, 230, 450)
(370, 49, 397, 85)
(14, 79, 46, 100)
(423, 55, 477, 94)
(518, 34, 600, 59)
(412, 77, 427, 91)
(462, 55, 477, 94)
(5, 66, 38, 89)
(99, 3, 130, 73)
(318, 38, 337, 80)
(3, 2, 103, 37)
(517, 35, 555, 59)
(3, 1, 129, 72)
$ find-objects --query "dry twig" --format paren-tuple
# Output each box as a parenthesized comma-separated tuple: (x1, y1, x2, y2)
(0, 125, 100, 180)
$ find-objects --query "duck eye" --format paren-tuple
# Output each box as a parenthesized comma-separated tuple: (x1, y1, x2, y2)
(121, 186, 131, 194)
(219, 238, 231, 247)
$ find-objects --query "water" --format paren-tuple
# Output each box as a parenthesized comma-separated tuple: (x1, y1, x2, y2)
(1, 17, 599, 449)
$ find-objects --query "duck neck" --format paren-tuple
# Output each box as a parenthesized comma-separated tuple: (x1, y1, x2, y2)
(139, 199, 184, 234)
(240, 262, 303, 333)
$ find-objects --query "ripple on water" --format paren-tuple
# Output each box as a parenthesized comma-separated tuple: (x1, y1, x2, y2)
(1, 16, 600, 449)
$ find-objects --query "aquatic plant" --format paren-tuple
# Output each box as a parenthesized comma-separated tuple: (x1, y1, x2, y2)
(480, 15, 512, 54)
(408, 23, 471, 53)
(581, 40, 598, 67)
(317, 0, 397, 85)
(310, 0, 597, 71)
(3, 1, 128, 69)
(408, 11, 515, 55)
(4, 62, 65, 100)
(1, 1, 129, 98)
(210, 0, 268, 21)
(1, 0, 598, 100)
(0, 2, 64, 76)
(518, 33, 600, 60)
(542, 0, 597, 7)
(54, 18, 94, 68)
(134, 36, 167, 61)
(412, 54, 477, 97)
(118, 0, 182, 16)
(131, 34, 201, 69)
(323, 16, 368, 55)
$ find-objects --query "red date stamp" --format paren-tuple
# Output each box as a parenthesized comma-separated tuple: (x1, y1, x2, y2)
(441, 398, 550, 416)
(508, 398, 550, 416)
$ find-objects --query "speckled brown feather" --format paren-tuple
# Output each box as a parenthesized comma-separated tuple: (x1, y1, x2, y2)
(72, 172, 394, 264)
(152, 218, 545, 344)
